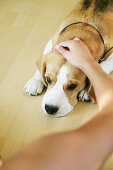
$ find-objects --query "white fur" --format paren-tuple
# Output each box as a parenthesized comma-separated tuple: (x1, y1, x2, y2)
(24, 69, 44, 95)
(78, 89, 90, 101)
(43, 39, 53, 55)
(42, 65, 73, 117)
(100, 53, 113, 74)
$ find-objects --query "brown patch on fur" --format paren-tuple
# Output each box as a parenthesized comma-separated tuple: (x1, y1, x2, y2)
(36, 50, 65, 87)
(63, 62, 86, 106)
(43, 50, 66, 87)
(46, 50, 65, 74)
(45, 73, 57, 87)
(100, 11, 113, 55)
(36, 56, 47, 86)
(66, 62, 87, 82)
(64, 81, 86, 106)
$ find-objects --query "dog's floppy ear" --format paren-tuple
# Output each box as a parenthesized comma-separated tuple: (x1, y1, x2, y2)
(87, 81, 96, 103)
(36, 56, 48, 87)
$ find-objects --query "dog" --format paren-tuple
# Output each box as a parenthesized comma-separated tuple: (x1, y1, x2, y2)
(24, 0, 113, 117)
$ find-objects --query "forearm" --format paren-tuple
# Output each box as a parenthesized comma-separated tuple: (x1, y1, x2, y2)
(75, 107, 113, 169)
(2, 108, 113, 170)
(81, 59, 113, 110)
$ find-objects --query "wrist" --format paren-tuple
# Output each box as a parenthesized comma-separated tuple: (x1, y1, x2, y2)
(79, 57, 97, 73)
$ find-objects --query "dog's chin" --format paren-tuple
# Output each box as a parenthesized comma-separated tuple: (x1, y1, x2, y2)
(43, 110, 72, 118)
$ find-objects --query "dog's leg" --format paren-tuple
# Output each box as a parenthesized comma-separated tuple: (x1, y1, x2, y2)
(78, 53, 113, 101)
(24, 69, 44, 96)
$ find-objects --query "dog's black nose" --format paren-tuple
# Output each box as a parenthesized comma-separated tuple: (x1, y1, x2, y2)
(45, 104, 59, 115)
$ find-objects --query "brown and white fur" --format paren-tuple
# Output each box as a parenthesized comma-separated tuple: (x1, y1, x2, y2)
(24, 0, 113, 117)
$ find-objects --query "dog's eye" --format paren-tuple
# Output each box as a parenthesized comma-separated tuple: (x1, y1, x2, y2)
(67, 84, 77, 90)
(46, 77, 52, 85)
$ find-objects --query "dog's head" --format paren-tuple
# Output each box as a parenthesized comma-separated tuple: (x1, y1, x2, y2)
(37, 50, 87, 117)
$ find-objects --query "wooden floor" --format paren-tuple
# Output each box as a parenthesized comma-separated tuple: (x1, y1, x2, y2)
(0, 0, 113, 169)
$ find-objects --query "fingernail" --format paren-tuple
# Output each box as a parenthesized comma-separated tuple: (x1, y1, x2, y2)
(74, 38, 80, 41)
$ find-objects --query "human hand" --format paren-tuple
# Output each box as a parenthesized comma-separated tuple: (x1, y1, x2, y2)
(55, 38, 94, 70)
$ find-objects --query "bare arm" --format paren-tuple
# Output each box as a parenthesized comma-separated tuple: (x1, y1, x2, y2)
(1, 39, 113, 170)
(55, 38, 113, 110)
(55, 38, 113, 169)
(83, 60, 113, 110)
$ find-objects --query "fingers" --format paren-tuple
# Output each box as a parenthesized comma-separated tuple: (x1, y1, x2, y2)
(55, 44, 69, 56)
(55, 38, 82, 57)
(55, 38, 81, 52)
(55, 40, 73, 56)
(60, 40, 72, 48)
(60, 38, 81, 46)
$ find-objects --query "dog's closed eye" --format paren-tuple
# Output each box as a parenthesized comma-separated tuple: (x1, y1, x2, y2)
(67, 84, 78, 90)
(46, 77, 52, 85)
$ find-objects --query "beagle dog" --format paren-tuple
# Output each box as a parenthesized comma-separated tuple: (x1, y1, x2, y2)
(24, 0, 113, 117)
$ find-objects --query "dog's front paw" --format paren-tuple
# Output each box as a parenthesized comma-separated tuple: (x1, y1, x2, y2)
(77, 90, 91, 101)
(24, 78, 44, 96)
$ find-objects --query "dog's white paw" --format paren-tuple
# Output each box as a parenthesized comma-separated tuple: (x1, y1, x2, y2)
(24, 78, 44, 96)
(78, 89, 91, 101)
